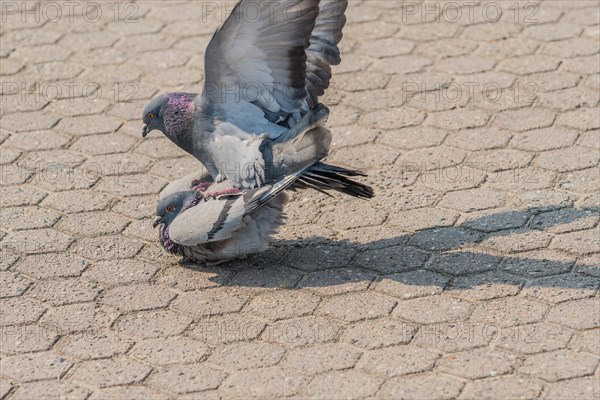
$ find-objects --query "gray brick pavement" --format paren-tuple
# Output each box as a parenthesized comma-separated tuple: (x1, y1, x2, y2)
(1, 0, 599, 398)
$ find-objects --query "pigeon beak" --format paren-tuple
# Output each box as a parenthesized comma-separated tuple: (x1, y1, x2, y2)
(153, 217, 162, 228)
(142, 124, 149, 138)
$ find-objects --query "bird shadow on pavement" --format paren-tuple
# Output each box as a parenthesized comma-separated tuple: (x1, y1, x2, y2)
(179, 205, 599, 293)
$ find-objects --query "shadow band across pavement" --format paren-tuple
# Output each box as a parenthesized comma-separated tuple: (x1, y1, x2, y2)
(178, 205, 600, 292)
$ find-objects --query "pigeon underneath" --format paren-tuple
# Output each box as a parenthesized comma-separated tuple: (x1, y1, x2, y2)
(155, 168, 309, 265)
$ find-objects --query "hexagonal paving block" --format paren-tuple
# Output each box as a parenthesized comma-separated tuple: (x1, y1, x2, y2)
(219, 367, 304, 399)
(317, 291, 397, 322)
(208, 342, 285, 371)
(546, 298, 600, 330)
(148, 363, 227, 394)
(495, 322, 574, 355)
(379, 372, 464, 400)
(393, 295, 473, 324)
(470, 297, 548, 328)
(281, 343, 362, 375)
(520, 349, 599, 381)
(437, 348, 517, 379)
(305, 369, 382, 400)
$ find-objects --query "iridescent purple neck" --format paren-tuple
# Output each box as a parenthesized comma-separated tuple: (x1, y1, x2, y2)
(162, 93, 197, 144)
(159, 225, 179, 254)
(167, 93, 196, 110)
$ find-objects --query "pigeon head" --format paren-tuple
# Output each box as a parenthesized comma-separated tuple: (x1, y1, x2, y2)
(154, 190, 203, 229)
(142, 93, 197, 145)
(154, 190, 204, 252)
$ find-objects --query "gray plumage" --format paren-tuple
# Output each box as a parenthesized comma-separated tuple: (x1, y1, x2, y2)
(141, 0, 372, 198)
(155, 168, 311, 265)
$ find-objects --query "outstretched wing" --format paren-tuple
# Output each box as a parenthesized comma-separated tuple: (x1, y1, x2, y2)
(203, 0, 319, 132)
(169, 166, 310, 246)
(305, 0, 348, 108)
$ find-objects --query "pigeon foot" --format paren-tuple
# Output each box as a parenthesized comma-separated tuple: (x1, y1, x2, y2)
(191, 180, 213, 192)
(205, 187, 243, 198)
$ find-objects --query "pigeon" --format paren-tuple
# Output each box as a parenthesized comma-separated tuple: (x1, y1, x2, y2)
(155, 164, 312, 264)
(141, 0, 371, 197)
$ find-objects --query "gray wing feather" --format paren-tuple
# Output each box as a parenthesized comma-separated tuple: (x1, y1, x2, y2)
(305, 0, 348, 108)
(202, 0, 320, 131)
(169, 195, 248, 246)
(168, 165, 310, 246)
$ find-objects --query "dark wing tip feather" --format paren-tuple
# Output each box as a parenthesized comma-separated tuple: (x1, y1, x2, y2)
(296, 162, 374, 199)
(305, 0, 348, 107)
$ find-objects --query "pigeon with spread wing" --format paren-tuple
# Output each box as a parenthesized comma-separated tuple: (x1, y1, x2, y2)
(142, 0, 371, 197)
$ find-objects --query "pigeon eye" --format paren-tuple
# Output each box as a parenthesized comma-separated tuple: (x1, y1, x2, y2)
(166, 205, 174, 213)
(147, 113, 155, 119)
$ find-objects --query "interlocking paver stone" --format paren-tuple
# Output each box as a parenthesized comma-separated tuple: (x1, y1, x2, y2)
(113, 309, 192, 339)
(2, 351, 73, 382)
(393, 295, 472, 324)
(547, 376, 600, 400)
(374, 270, 450, 300)
(190, 314, 266, 345)
(494, 108, 556, 132)
(522, 274, 599, 303)
(550, 228, 600, 255)
(299, 268, 375, 296)
(496, 322, 575, 355)
(358, 345, 439, 377)
(317, 291, 396, 322)
(0, 297, 46, 325)
(246, 290, 320, 321)
(304, 369, 382, 400)
(88, 386, 166, 400)
(480, 229, 553, 253)
(172, 288, 249, 318)
(459, 375, 544, 400)
(101, 283, 175, 312)
(0, 323, 59, 355)
(379, 372, 464, 400)
(282, 343, 361, 375)
(132, 337, 208, 365)
(439, 188, 506, 212)
(220, 367, 304, 399)
(426, 251, 501, 276)
(471, 297, 549, 328)
(448, 271, 524, 301)
(58, 333, 134, 360)
(208, 342, 285, 371)
(83, 259, 159, 285)
(520, 349, 599, 382)
(28, 277, 100, 306)
(0, 271, 31, 298)
(71, 356, 152, 388)
(546, 298, 600, 330)
(536, 146, 600, 172)
(149, 363, 227, 394)
(571, 329, 600, 355)
(261, 316, 341, 348)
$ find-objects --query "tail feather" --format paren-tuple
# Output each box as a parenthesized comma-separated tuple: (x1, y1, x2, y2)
(295, 162, 374, 199)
